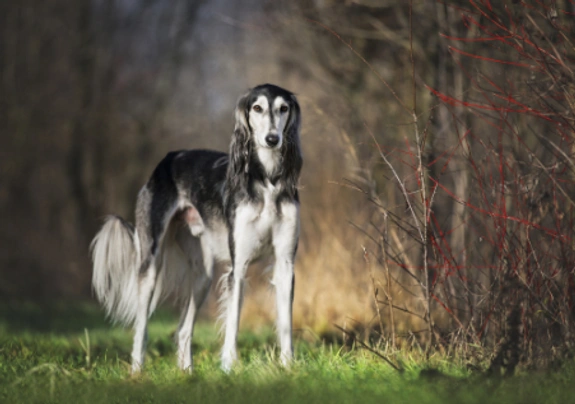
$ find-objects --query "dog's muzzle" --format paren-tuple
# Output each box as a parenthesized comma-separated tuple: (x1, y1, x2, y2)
(265, 134, 280, 147)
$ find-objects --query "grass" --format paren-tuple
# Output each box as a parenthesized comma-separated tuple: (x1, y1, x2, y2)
(1, 302, 575, 403)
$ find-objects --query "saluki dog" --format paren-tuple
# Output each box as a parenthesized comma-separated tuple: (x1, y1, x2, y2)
(91, 84, 302, 373)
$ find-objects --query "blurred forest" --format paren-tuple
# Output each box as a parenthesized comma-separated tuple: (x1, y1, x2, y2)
(3, 0, 575, 366)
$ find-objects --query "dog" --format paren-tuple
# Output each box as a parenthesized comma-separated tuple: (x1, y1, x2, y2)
(91, 84, 302, 373)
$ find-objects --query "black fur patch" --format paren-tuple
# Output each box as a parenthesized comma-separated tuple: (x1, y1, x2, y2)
(142, 84, 302, 269)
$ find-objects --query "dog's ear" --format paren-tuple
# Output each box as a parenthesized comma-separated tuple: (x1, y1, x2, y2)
(285, 94, 301, 139)
(228, 92, 252, 188)
(234, 93, 250, 138)
(282, 93, 303, 197)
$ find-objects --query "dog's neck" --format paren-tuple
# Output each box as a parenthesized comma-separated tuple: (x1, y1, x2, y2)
(256, 146, 282, 180)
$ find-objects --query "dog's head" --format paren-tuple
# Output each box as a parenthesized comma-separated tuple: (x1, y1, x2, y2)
(229, 84, 302, 188)
(234, 84, 300, 151)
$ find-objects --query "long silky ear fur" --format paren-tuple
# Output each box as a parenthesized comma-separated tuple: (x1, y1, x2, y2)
(281, 94, 303, 197)
(227, 93, 252, 191)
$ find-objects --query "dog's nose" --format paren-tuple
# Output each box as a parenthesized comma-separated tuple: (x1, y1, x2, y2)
(265, 134, 280, 147)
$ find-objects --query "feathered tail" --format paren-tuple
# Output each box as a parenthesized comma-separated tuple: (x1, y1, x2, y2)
(91, 215, 141, 326)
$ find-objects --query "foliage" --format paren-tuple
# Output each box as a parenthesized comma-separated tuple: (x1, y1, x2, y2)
(287, 0, 575, 369)
(2, 303, 575, 404)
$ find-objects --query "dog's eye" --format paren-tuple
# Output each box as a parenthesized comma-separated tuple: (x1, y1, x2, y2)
(280, 105, 289, 113)
(252, 105, 262, 113)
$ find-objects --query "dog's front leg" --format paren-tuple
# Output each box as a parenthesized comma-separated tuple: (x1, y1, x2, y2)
(272, 202, 299, 366)
(273, 258, 295, 366)
(221, 203, 265, 371)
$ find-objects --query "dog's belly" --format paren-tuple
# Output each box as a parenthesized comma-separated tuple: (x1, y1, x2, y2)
(203, 220, 231, 264)
(200, 210, 276, 267)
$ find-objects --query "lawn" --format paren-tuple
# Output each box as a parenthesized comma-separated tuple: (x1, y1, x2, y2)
(1, 302, 574, 404)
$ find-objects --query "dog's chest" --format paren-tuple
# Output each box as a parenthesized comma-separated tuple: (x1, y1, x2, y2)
(233, 182, 281, 260)
(253, 182, 281, 228)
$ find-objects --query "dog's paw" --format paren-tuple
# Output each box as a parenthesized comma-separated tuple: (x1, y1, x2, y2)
(220, 351, 237, 373)
(130, 361, 143, 375)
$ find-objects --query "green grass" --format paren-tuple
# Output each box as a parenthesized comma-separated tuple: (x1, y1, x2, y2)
(1, 303, 575, 403)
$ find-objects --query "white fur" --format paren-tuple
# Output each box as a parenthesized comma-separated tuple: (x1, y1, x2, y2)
(91, 207, 216, 373)
(91, 216, 140, 326)
(250, 95, 290, 176)
(220, 180, 299, 371)
(202, 221, 231, 263)
(257, 147, 282, 177)
(92, 173, 298, 373)
(271, 201, 299, 365)
(249, 95, 290, 150)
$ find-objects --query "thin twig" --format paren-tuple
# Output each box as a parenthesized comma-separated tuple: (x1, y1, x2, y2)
(334, 325, 404, 373)
(377, 299, 427, 321)
(381, 214, 396, 348)
(362, 246, 385, 344)
(306, 18, 411, 116)
(410, 0, 433, 351)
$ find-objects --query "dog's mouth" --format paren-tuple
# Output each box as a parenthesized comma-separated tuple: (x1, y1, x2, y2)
(265, 143, 282, 150)
(257, 141, 282, 151)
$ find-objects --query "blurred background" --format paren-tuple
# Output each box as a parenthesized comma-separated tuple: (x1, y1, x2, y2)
(0, 0, 420, 331)
(3, 0, 575, 362)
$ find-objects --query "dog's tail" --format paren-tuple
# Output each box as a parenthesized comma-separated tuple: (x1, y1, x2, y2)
(91, 215, 141, 326)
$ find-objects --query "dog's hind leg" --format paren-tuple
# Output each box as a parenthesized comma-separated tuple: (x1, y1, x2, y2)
(131, 255, 157, 374)
(175, 228, 213, 372)
(130, 183, 175, 374)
